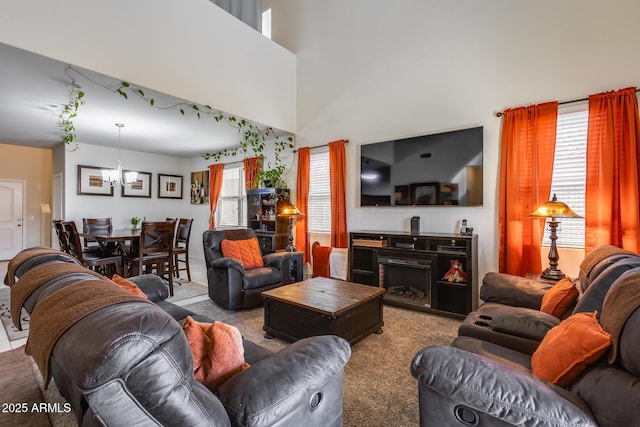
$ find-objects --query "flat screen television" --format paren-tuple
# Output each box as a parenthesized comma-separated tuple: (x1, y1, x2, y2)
(360, 126, 483, 207)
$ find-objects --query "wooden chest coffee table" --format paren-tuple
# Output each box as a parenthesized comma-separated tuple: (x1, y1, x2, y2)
(262, 277, 385, 345)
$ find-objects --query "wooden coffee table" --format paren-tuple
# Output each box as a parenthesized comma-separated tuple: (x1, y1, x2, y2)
(262, 277, 385, 345)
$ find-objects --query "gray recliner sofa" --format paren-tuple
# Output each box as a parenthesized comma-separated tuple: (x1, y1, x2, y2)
(411, 247, 640, 427)
(7, 248, 351, 427)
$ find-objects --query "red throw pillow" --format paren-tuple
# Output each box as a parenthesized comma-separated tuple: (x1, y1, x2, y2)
(531, 311, 612, 387)
(220, 238, 264, 269)
(182, 316, 250, 389)
(540, 278, 579, 318)
(109, 274, 147, 299)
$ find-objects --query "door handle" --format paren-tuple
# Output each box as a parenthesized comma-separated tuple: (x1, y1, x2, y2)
(17, 224, 22, 227)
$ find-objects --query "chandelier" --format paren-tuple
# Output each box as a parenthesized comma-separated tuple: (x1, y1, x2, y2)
(102, 123, 137, 187)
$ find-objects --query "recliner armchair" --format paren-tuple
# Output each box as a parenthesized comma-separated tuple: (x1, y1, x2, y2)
(203, 229, 292, 310)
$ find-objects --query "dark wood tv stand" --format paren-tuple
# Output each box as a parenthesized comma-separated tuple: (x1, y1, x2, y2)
(349, 230, 478, 318)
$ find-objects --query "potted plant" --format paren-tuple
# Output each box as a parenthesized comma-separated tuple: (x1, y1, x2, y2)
(131, 216, 142, 229)
(258, 163, 287, 188)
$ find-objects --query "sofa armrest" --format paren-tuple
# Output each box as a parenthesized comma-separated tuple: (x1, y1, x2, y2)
(127, 274, 169, 302)
(262, 251, 290, 270)
(490, 306, 560, 341)
(411, 346, 596, 427)
(480, 272, 553, 309)
(218, 335, 351, 426)
(210, 257, 245, 275)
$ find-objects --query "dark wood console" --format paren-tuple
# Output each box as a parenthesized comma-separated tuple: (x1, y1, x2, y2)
(349, 230, 478, 318)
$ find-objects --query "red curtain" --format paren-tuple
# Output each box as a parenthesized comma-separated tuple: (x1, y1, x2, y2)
(329, 140, 348, 248)
(208, 164, 225, 230)
(585, 87, 640, 253)
(243, 156, 262, 190)
(295, 148, 310, 262)
(498, 101, 558, 276)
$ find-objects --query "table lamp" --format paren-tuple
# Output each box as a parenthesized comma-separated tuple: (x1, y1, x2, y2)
(529, 193, 582, 280)
(279, 204, 304, 252)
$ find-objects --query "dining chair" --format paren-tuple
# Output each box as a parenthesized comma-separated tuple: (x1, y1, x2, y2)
(82, 217, 113, 252)
(53, 220, 69, 253)
(63, 221, 122, 277)
(126, 221, 175, 296)
(172, 218, 193, 281)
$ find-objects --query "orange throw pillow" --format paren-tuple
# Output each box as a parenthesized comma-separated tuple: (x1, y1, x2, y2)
(220, 238, 264, 269)
(109, 274, 147, 299)
(540, 278, 579, 318)
(531, 311, 611, 387)
(182, 316, 250, 390)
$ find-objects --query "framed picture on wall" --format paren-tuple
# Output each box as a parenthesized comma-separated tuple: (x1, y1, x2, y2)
(158, 174, 183, 199)
(77, 165, 114, 196)
(190, 170, 209, 205)
(121, 171, 152, 198)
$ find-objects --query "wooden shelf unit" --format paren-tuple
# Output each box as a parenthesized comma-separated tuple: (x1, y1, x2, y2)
(349, 230, 478, 318)
(247, 188, 291, 253)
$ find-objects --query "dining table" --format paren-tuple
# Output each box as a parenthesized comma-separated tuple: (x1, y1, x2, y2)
(78, 228, 141, 257)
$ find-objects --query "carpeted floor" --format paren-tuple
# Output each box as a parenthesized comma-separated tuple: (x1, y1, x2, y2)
(181, 299, 460, 427)
(0, 346, 52, 427)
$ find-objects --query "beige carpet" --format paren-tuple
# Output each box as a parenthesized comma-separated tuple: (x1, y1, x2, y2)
(0, 346, 52, 427)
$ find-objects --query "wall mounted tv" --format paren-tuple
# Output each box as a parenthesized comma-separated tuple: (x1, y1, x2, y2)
(360, 126, 483, 207)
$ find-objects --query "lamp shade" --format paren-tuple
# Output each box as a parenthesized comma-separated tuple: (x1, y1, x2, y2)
(279, 205, 303, 216)
(529, 194, 582, 218)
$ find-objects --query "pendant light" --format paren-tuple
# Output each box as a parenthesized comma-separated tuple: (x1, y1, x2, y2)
(102, 123, 137, 187)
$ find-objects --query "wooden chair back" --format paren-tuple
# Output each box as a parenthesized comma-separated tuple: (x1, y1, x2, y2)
(175, 218, 193, 248)
(63, 221, 84, 263)
(82, 217, 112, 248)
(139, 221, 174, 256)
(53, 220, 69, 253)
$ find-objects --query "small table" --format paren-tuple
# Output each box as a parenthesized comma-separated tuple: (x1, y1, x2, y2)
(262, 277, 385, 345)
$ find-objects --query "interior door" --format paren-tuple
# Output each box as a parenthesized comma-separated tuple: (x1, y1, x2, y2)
(0, 181, 24, 260)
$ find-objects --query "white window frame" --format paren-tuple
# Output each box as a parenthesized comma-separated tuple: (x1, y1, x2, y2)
(308, 149, 331, 234)
(543, 105, 587, 249)
(261, 5, 272, 39)
(216, 164, 247, 229)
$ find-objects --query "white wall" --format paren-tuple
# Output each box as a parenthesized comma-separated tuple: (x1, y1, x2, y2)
(0, 0, 296, 133)
(272, 0, 640, 280)
(64, 144, 193, 230)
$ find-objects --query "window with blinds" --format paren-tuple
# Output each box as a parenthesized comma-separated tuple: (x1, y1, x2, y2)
(543, 109, 587, 248)
(216, 166, 247, 228)
(308, 150, 331, 233)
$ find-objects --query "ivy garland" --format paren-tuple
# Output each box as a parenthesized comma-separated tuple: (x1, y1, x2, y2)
(59, 66, 295, 183)
(58, 69, 85, 151)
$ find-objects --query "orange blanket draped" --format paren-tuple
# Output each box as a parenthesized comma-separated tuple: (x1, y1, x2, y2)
(313, 246, 332, 278)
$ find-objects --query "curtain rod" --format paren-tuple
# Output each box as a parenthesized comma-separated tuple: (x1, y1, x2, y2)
(495, 87, 640, 117)
(293, 139, 350, 153)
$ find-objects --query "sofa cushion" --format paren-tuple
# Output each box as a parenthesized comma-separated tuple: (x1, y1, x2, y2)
(531, 311, 611, 387)
(574, 257, 640, 319)
(182, 316, 250, 390)
(242, 267, 281, 290)
(540, 278, 579, 318)
(221, 238, 264, 269)
(127, 274, 169, 302)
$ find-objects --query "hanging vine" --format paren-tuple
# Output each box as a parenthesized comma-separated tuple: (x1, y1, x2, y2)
(59, 66, 296, 182)
(58, 67, 85, 151)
